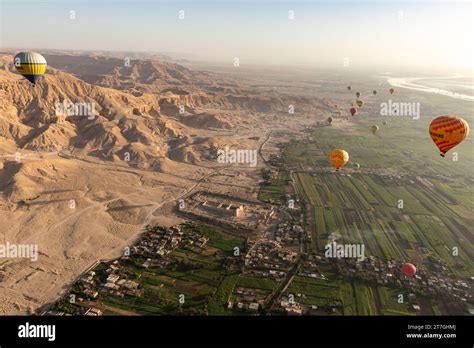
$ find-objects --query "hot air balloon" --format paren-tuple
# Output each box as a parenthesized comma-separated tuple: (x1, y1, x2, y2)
(371, 125, 379, 135)
(327, 117, 333, 124)
(330, 149, 349, 171)
(373, 90, 377, 95)
(350, 107, 357, 116)
(353, 162, 360, 169)
(429, 116, 469, 157)
(347, 86, 351, 91)
(356, 100, 364, 108)
(389, 88, 394, 95)
(401, 263, 416, 277)
(382, 120, 387, 125)
(356, 92, 361, 98)
(13, 52, 47, 85)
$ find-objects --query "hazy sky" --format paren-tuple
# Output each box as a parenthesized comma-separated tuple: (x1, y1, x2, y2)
(1, 0, 473, 72)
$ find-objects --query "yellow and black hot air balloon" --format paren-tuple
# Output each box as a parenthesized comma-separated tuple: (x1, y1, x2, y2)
(330, 149, 349, 171)
(13, 52, 47, 85)
(356, 100, 363, 108)
(429, 115, 469, 157)
(371, 125, 379, 135)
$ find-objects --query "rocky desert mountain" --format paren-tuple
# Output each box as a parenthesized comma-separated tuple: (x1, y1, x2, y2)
(0, 53, 328, 164)
(0, 52, 330, 314)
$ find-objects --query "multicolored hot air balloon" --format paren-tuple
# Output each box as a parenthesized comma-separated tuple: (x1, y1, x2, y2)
(373, 90, 377, 95)
(13, 52, 47, 85)
(327, 117, 333, 124)
(389, 88, 394, 95)
(355, 92, 361, 98)
(356, 100, 364, 108)
(429, 115, 469, 157)
(330, 149, 349, 171)
(401, 263, 416, 277)
(350, 107, 357, 116)
(371, 125, 379, 135)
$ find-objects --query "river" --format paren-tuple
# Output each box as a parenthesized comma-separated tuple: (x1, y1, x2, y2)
(386, 76, 474, 102)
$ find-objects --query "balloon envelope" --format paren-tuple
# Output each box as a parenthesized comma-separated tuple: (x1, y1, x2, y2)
(389, 88, 394, 94)
(371, 125, 379, 134)
(13, 52, 47, 84)
(330, 149, 349, 171)
(327, 117, 333, 124)
(373, 90, 377, 95)
(429, 115, 469, 157)
(402, 263, 416, 277)
(350, 107, 357, 116)
(356, 100, 363, 108)
(356, 92, 361, 98)
(347, 86, 351, 91)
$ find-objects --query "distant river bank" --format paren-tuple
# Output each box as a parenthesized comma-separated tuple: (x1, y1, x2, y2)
(386, 76, 474, 102)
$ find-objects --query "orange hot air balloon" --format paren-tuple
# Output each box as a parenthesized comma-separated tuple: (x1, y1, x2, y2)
(401, 263, 416, 277)
(389, 88, 394, 94)
(330, 149, 349, 171)
(350, 107, 357, 116)
(429, 116, 469, 157)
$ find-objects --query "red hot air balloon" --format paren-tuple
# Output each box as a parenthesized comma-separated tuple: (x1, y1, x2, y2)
(389, 88, 395, 95)
(401, 263, 416, 277)
(350, 107, 357, 116)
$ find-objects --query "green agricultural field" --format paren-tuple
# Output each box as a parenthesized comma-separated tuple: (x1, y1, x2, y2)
(286, 275, 341, 310)
(286, 109, 474, 276)
(235, 275, 278, 292)
(181, 224, 245, 253)
(276, 82, 474, 315)
(284, 275, 385, 315)
(86, 224, 246, 316)
(377, 286, 415, 316)
(258, 171, 292, 203)
(207, 273, 240, 315)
